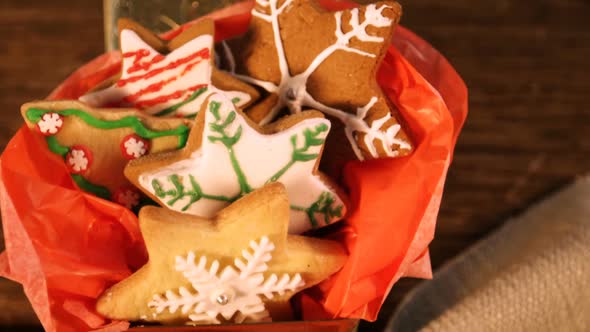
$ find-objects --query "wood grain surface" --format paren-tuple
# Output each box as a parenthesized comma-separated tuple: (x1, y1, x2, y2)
(1, 0, 589, 330)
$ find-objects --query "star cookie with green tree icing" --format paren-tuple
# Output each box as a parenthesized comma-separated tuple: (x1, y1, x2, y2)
(80, 18, 259, 118)
(96, 183, 347, 324)
(125, 92, 347, 234)
(21, 100, 192, 210)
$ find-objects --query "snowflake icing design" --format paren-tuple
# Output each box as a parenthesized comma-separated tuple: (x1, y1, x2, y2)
(122, 134, 149, 159)
(148, 236, 304, 324)
(67, 147, 91, 173)
(223, 1, 411, 160)
(37, 112, 63, 135)
(113, 188, 141, 209)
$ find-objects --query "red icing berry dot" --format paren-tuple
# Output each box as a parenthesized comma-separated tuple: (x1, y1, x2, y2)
(121, 134, 150, 160)
(65, 145, 93, 174)
(36, 112, 64, 136)
(112, 186, 141, 210)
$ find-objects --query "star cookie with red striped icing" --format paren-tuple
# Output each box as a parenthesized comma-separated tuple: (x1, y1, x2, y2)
(21, 100, 192, 210)
(80, 18, 259, 118)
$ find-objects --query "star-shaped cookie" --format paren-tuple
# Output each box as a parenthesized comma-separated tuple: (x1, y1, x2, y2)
(125, 92, 347, 234)
(80, 18, 259, 118)
(21, 100, 191, 209)
(219, 0, 412, 172)
(96, 183, 347, 324)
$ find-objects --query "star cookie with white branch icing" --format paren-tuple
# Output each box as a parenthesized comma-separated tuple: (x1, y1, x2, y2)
(125, 92, 346, 234)
(80, 18, 259, 118)
(21, 100, 192, 210)
(96, 183, 347, 324)
(219, 0, 412, 174)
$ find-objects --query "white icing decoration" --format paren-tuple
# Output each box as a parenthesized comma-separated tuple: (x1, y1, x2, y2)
(37, 113, 63, 135)
(224, 1, 411, 160)
(123, 136, 148, 159)
(80, 30, 251, 117)
(221, 41, 236, 73)
(138, 93, 345, 234)
(148, 236, 304, 324)
(68, 149, 89, 172)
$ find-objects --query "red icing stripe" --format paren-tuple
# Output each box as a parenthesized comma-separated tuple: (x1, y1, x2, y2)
(123, 49, 153, 74)
(122, 49, 150, 58)
(182, 59, 203, 76)
(134, 84, 207, 108)
(123, 76, 178, 103)
(117, 48, 210, 87)
(121, 57, 207, 104)
(127, 54, 165, 74)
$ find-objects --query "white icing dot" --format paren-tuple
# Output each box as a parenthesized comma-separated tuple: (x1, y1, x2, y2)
(114, 188, 140, 209)
(67, 147, 90, 173)
(37, 112, 63, 135)
(122, 135, 149, 159)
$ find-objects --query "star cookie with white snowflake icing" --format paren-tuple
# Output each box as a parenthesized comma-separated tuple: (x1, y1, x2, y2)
(96, 183, 347, 324)
(219, 0, 412, 175)
(80, 18, 259, 118)
(21, 100, 192, 210)
(125, 92, 347, 234)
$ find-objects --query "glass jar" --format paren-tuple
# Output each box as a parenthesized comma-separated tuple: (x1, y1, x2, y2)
(103, 0, 243, 51)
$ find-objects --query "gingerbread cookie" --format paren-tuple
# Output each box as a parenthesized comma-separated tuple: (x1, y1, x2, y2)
(219, 0, 412, 171)
(96, 183, 347, 324)
(21, 100, 191, 209)
(80, 18, 259, 118)
(125, 92, 347, 234)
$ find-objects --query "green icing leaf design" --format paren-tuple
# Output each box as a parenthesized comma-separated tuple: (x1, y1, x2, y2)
(152, 175, 237, 212)
(154, 87, 208, 117)
(293, 123, 329, 161)
(292, 192, 344, 229)
(208, 110, 242, 148)
(267, 123, 329, 183)
(207, 101, 251, 194)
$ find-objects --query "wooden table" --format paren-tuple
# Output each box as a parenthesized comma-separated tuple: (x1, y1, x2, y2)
(1, 0, 588, 330)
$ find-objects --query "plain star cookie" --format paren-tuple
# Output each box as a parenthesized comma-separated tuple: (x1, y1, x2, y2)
(80, 18, 259, 118)
(96, 183, 347, 324)
(21, 100, 191, 210)
(219, 0, 412, 172)
(125, 92, 347, 234)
